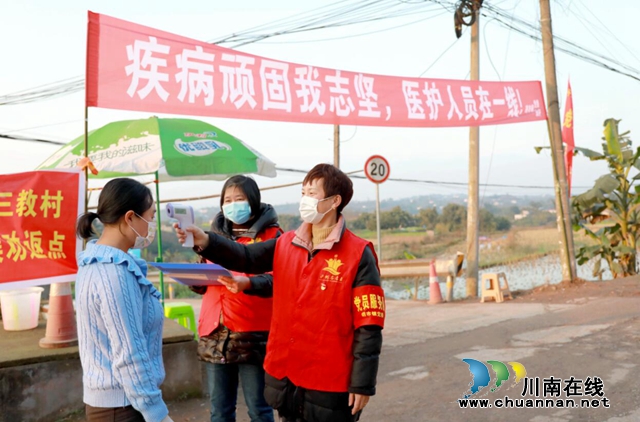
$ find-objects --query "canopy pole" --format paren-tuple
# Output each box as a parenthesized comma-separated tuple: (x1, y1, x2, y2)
(83, 106, 89, 214)
(154, 171, 165, 306)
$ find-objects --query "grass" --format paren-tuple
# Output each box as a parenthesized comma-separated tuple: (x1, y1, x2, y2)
(147, 226, 586, 296)
(355, 226, 591, 268)
(477, 229, 562, 268)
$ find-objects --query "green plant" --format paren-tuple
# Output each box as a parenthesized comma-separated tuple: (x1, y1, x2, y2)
(571, 118, 640, 278)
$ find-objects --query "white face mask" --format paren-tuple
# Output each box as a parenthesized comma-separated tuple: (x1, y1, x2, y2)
(299, 195, 335, 225)
(129, 213, 157, 249)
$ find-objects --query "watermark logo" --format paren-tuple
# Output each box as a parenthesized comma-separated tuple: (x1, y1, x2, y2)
(459, 359, 610, 409)
(462, 359, 525, 398)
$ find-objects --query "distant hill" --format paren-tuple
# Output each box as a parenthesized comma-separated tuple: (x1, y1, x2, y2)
(195, 193, 555, 221)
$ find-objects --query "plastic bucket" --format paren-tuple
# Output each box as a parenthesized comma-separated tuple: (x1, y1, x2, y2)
(0, 287, 44, 331)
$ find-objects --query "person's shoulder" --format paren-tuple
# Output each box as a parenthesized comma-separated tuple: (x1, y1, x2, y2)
(78, 241, 147, 278)
(79, 241, 123, 265)
(278, 229, 296, 240)
(343, 229, 370, 245)
(259, 226, 283, 239)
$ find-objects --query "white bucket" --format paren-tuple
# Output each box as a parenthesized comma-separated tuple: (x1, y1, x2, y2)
(0, 287, 44, 331)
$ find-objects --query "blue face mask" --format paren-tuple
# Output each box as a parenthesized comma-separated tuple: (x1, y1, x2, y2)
(222, 201, 252, 225)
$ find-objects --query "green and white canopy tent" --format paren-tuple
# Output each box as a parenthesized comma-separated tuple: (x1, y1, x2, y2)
(37, 116, 277, 301)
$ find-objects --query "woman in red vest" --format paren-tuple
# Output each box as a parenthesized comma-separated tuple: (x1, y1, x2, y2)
(175, 164, 384, 422)
(193, 175, 281, 422)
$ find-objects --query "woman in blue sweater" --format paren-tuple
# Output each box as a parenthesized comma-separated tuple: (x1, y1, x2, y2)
(75, 178, 173, 422)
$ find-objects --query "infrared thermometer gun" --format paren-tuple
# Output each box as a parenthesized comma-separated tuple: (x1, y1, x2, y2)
(166, 203, 195, 248)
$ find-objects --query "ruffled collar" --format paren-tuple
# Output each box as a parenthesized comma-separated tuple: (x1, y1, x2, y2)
(78, 240, 161, 300)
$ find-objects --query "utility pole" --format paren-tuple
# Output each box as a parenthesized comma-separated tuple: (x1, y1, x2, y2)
(465, 1, 481, 298)
(539, 0, 576, 281)
(333, 124, 340, 168)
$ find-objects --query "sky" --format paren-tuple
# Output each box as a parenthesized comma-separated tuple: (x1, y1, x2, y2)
(1, 0, 639, 209)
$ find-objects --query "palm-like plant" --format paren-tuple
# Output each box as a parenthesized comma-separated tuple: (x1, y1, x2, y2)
(571, 119, 640, 278)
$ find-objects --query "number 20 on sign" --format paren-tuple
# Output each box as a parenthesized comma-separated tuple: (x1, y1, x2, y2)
(365, 155, 390, 184)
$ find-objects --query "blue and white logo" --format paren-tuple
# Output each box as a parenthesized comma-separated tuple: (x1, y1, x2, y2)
(174, 138, 232, 157)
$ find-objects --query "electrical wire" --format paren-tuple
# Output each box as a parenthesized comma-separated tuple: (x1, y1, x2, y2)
(0, 133, 66, 145)
(481, 2, 640, 81)
(3, 0, 640, 109)
(0, 132, 588, 191)
(276, 167, 588, 190)
(258, 11, 449, 44)
(418, 35, 462, 77)
(1, 0, 444, 106)
(0, 119, 83, 134)
(577, 0, 640, 66)
(480, 0, 521, 205)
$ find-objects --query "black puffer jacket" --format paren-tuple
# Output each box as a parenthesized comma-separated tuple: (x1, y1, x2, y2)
(192, 203, 280, 365)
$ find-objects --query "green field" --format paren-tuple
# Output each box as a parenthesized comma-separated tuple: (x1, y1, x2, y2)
(355, 226, 591, 268)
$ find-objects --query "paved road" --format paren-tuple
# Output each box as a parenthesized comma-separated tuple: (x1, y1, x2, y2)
(137, 283, 640, 421)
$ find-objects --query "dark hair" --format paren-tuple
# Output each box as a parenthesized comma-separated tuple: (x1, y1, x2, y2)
(76, 178, 154, 239)
(303, 164, 353, 214)
(220, 175, 261, 218)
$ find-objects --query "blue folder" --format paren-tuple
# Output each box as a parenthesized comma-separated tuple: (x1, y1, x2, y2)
(149, 262, 232, 286)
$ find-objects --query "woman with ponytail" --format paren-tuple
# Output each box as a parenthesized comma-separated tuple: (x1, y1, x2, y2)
(75, 178, 173, 422)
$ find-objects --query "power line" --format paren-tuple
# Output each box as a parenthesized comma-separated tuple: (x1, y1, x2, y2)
(4, 0, 640, 108)
(276, 167, 588, 190)
(1, 0, 443, 106)
(481, 2, 640, 82)
(350, 173, 589, 189)
(0, 133, 585, 191)
(480, 0, 521, 205)
(0, 133, 66, 145)
(258, 11, 449, 45)
(0, 119, 83, 134)
(418, 35, 462, 76)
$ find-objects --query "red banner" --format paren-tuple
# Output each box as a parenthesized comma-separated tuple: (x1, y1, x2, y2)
(0, 170, 84, 289)
(87, 12, 547, 128)
(561, 80, 574, 195)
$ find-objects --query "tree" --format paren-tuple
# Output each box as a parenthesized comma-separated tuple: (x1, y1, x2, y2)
(479, 208, 497, 232)
(495, 217, 511, 231)
(388, 206, 416, 229)
(377, 206, 416, 230)
(438, 203, 467, 232)
(417, 207, 439, 229)
(351, 212, 374, 230)
(571, 119, 640, 278)
(278, 214, 302, 232)
(529, 200, 543, 210)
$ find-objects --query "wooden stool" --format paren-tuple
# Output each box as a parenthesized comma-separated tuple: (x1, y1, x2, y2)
(497, 272, 512, 300)
(480, 273, 512, 303)
(480, 273, 504, 303)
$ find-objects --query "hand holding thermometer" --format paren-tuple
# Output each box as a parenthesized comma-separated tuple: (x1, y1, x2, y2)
(166, 203, 195, 247)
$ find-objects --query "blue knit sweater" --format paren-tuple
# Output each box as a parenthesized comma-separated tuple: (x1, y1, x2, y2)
(76, 241, 168, 422)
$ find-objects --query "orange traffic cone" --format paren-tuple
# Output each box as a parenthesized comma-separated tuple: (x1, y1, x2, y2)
(429, 260, 443, 305)
(39, 282, 78, 349)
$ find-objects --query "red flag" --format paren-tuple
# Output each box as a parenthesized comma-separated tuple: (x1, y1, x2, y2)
(561, 80, 574, 195)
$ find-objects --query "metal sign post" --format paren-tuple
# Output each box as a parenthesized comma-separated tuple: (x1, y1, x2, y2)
(364, 155, 390, 261)
(375, 183, 381, 259)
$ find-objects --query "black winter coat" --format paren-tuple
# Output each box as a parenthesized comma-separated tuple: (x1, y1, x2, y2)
(193, 203, 280, 365)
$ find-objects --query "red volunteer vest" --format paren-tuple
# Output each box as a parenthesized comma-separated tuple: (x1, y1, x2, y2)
(265, 229, 385, 392)
(198, 226, 280, 337)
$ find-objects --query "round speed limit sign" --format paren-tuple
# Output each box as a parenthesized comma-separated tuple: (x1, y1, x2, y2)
(364, 155, 390, 184)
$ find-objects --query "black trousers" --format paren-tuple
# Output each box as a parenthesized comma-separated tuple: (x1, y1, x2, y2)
(85, 404, 145, 422)
(265, 374, 362, 422)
